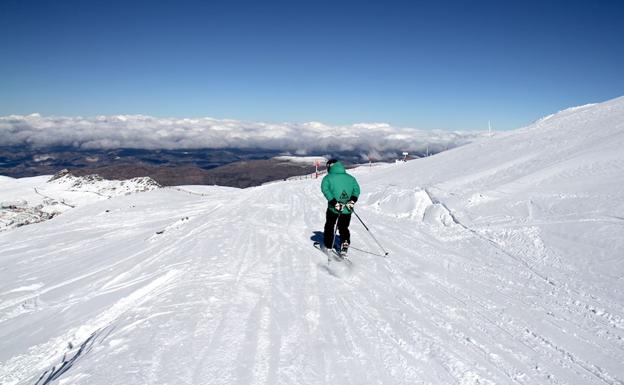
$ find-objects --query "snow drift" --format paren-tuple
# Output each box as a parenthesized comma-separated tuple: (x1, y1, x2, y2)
(1, 97, 623, 385)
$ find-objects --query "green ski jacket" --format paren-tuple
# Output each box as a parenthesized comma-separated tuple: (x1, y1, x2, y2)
(321, 161, 361, 214)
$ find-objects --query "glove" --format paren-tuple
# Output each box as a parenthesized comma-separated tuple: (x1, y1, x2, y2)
(346, 200, 355, 210)
(334, 202, 344, 211)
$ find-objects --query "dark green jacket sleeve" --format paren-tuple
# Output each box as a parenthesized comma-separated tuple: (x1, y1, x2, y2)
(351, 176, 361, 200)
(321, 175, 333, 201)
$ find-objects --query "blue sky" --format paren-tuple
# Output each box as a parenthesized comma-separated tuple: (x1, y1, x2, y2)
(1, 0, 622, 130)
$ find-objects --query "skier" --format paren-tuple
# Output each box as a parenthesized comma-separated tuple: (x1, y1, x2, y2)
(321, 159, 360, 255)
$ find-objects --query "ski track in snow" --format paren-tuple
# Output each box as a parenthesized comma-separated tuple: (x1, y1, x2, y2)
(2, 97, 624, 384)
(2, 180, 620, 385)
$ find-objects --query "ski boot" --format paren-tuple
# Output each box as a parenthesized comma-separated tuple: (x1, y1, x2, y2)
(340, 241, 350, 257)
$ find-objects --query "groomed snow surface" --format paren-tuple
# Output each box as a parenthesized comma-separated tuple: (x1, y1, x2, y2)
(1, 96, 624, 385)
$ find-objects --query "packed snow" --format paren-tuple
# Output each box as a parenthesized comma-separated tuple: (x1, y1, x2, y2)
(1, 97, 623, 384)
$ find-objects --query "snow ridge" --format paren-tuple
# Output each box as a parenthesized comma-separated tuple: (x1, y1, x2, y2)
(0, 171, 160, 231)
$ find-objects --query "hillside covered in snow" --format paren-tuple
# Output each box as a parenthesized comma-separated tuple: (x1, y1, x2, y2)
(0, 171, 160, 231)
(1, 97, 623, 385)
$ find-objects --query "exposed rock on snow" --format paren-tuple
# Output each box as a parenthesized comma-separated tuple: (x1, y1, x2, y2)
(49, 169, 161, 195)
(0, 171, 160, 231)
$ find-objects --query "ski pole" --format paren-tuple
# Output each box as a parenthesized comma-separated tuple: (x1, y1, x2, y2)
(331, 211, 341, 252)
(325, 211, 341, 264)
(353, 210, 389, 256)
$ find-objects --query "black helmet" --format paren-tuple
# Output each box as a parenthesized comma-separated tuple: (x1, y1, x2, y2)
(326, 159, 338, 170)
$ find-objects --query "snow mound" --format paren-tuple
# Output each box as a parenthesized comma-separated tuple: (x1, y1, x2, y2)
(0, 176, 15, 182)
(422, 203, 456, 227)
(364, 186, 432, 220)
(363, 186, 458, 228)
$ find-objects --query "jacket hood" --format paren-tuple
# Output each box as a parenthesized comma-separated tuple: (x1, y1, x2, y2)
(328, 161, 346, 174)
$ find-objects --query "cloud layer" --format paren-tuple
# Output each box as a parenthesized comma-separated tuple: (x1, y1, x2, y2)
(0, 114, 485, 155)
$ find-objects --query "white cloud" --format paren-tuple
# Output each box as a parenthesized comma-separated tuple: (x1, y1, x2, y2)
(0, 114, 486, 154)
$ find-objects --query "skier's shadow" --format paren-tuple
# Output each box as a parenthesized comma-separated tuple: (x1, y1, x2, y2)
(310, 231, 341, 249)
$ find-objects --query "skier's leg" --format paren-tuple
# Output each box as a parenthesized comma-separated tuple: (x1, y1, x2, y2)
(324, 209, 339, 248)
(337, 213, 352, 245)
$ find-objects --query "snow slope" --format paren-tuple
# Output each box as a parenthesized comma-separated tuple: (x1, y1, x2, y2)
(1, 97, 624, 385)
(0, 172, 160, 231)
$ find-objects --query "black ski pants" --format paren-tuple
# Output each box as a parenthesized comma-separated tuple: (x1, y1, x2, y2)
(324, 209, 351, 248)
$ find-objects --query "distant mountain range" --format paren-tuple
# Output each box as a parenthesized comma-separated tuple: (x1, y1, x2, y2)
(0, 146, 429, 187)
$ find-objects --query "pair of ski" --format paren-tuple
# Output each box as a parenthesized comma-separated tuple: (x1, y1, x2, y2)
(313, 241, 350, 264)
